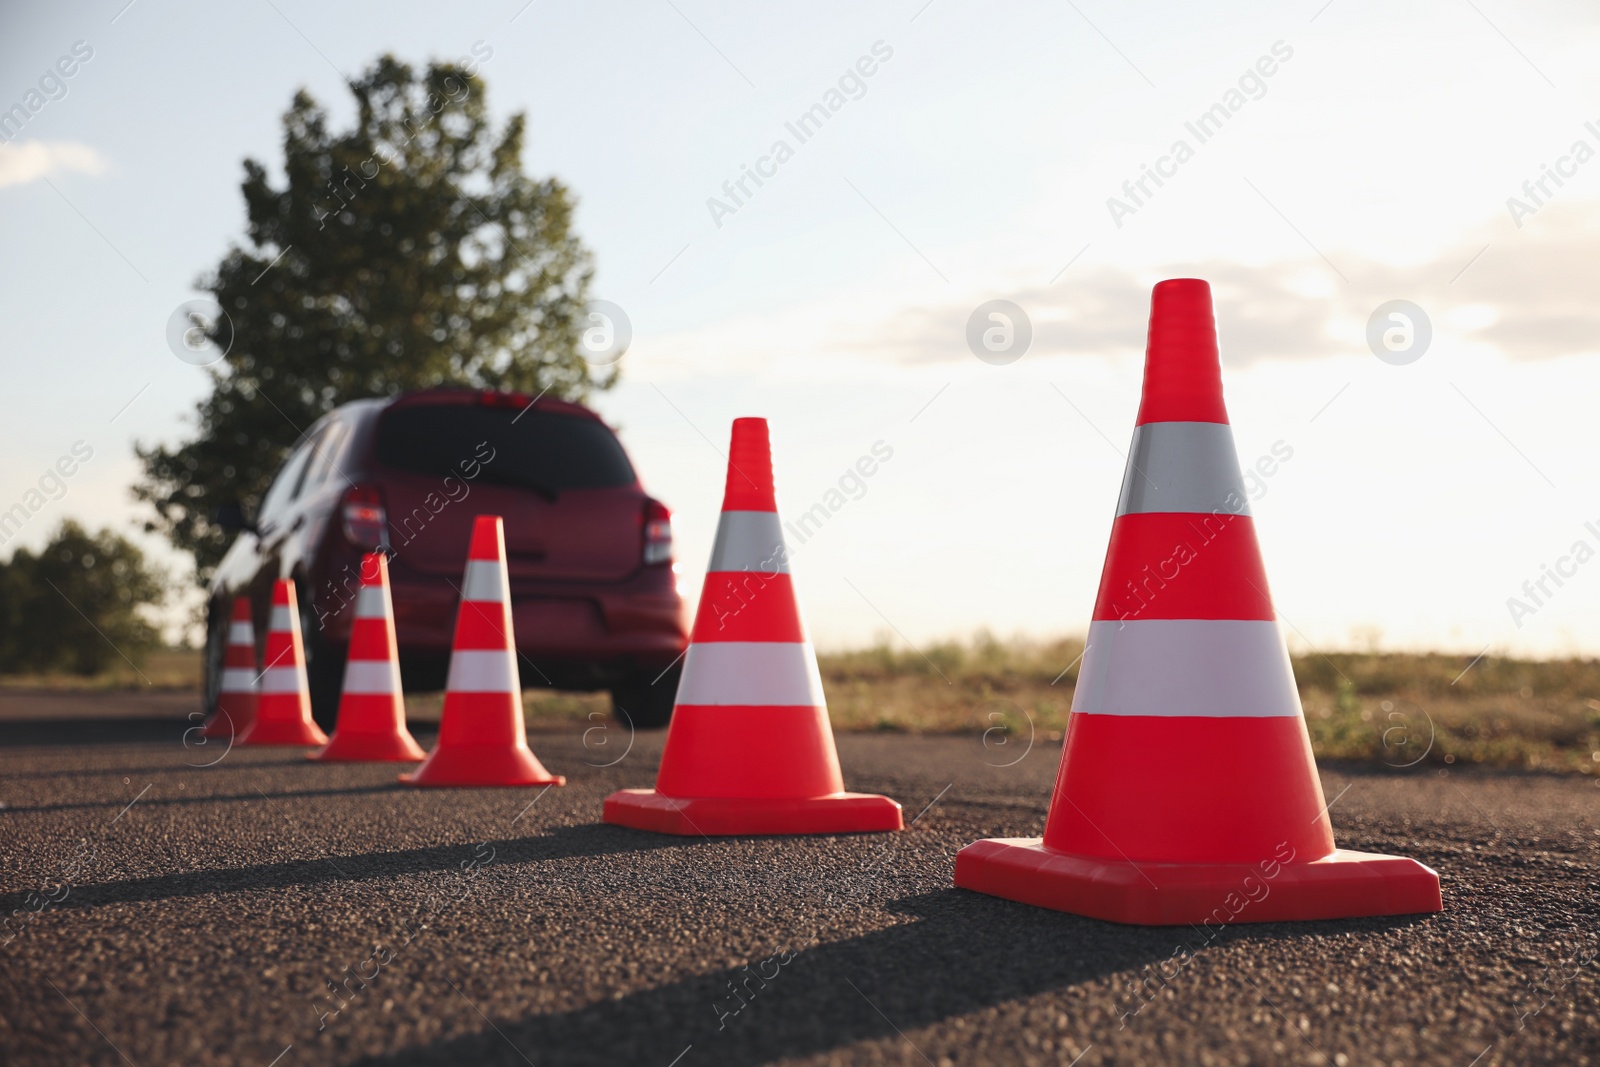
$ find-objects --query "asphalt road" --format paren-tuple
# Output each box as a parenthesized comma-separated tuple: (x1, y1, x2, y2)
(1, 690, 1597, 1067)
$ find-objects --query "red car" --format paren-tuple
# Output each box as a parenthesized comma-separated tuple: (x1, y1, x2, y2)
(205, 388, 687, 730)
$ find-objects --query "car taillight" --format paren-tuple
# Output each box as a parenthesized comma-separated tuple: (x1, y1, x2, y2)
(341, 485, 388, 550)
(642, 499, 673, 564)
(478, 390, 527, 409)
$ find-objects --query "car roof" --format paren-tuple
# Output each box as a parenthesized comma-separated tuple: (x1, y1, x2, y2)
(379, 388, 604, 423)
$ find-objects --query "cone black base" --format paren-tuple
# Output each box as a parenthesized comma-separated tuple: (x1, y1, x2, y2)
(604, 789, 903, 836)
(954, 839, 1442, 926)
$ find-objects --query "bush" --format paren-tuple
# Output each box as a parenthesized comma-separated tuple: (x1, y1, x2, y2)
(0, 521, 166, 675)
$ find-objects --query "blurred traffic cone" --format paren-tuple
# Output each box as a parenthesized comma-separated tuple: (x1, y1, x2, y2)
(311, 553, 425, 762)
(401, 515, 565, 787)
(954, 278, 1442, 925)
(201, 596, 257, 739)
(604, 417, 903, 835)
(237, 580, 329, 746)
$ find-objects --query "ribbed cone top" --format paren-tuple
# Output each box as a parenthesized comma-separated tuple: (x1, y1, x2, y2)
(467, 514, 506, 561)
(722, 417, 776, 512)
(360, 552, 389, 587)
(1136, 279, 1230, 426)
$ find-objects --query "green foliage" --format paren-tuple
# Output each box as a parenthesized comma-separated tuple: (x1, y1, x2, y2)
(0, 521, 165, 675)
(136, 55, 602, 583)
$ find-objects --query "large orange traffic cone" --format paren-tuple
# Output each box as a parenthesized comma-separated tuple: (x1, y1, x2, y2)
(237, 580, 329, 747)
(604, 417, 903, 835)
(311, 553, 425, 762)
(201, 596, 258, 740)
(400, 515, 565, 787)
(954, 279, 1442, 925)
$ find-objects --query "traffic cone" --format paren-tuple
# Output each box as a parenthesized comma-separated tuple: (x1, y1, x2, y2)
(237, 580, 329, 746)
(953, 279, 1442, 925)
(200, 596, 257, 739)
(604, 417, 903, 835)
(400, 515, 565, 787)
(310, 553, 426, 762)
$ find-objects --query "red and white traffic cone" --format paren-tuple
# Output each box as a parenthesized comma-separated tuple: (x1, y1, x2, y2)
(237, 580, 329, 747)
(604, 417, 903, 835)
(311, 553, 425, 762)
(201, 596, 257, 740)
(400, 515, 565, 787)
(953, 278, 1441, 924)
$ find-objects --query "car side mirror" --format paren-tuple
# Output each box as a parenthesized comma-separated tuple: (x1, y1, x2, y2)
(214, 500, 257, 534)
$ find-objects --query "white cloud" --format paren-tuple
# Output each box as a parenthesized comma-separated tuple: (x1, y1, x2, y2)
(0, 140, 107, 189)
(697, 198, 1600, 371)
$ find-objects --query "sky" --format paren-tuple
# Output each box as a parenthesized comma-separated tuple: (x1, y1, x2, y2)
(2, 0, 1599, 659)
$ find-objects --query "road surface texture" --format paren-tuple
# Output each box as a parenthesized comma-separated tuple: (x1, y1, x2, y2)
(0, 689, 1597, 1067)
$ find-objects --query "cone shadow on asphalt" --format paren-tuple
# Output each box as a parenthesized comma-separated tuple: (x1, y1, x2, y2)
(0, 716, 197, 747)
(0, 716, 440, 771)
(0, 823, 695, 917)
(1, 781, 404, 815)
(0, 760, 211, 780)
(346, 890, 1430, 1067)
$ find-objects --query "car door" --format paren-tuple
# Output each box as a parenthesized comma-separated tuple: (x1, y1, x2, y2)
(291, 417, 352, 556)
(250, 431, 322, 603)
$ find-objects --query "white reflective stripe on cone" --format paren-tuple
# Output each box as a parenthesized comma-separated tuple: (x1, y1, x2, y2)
(676, 642, 825, 707)
(1072, 619, 1300, 717)
(260, 666, 307, 694)
(1115, 421, 1251, 518)
(342, 658, 401, 695)
(355, 585, 388, 618)
(446, 649, 520, 693)
(228, 622, 253, 644)
(269, 606, 295, 632)
(461, 560, 507, 603)
(220, 667, 256, 692)
(707, 511, 790, 574)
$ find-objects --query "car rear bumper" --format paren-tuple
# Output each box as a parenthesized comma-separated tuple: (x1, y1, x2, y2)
(387, 572, 686, 671)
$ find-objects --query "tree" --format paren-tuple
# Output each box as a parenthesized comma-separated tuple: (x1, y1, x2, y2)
(136, 55, 603, 583)
(0, 521, 166, 675)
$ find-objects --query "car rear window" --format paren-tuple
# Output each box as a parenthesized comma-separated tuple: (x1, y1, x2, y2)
(376, 404, 635, 491)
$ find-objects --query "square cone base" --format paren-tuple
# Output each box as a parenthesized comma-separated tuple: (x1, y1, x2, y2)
(309, 732, 427, 763)
(199, 707, 251, 740)
(954, 838, 1441, 926)
(237, 721, 327, 746)
(399, 744, 565, 788)
(604, 789, 903, 836)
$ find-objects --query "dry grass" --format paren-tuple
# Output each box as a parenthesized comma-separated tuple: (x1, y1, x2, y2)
(1295, 651, 1600, 774)
(816, 638, 1600, 775)
(0, 648, 203, 690)
(820, 635, 1083, 737)
(405, 688, 607, 726)
(9, 641, 1600, 773)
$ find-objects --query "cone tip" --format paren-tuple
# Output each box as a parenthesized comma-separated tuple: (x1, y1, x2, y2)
(723, 417, 777, 512)
(271, 579, 295, 607)
(468, 515, 506, 561)
(1153, 277, 1211, 298)
(1137, 277, 1229, 426)
(360, 552, 388, 585)
(230, 596, 252, 621)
